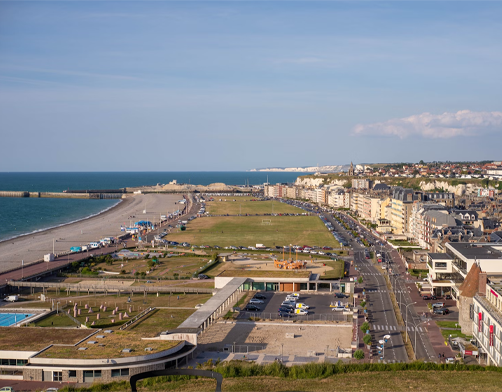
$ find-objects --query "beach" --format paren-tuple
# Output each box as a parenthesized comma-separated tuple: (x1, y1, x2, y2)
(0, 193, 183, 273)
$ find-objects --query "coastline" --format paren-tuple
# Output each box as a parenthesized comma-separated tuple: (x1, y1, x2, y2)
(0, 199, 123, 245)
(0, 194, 182, 273)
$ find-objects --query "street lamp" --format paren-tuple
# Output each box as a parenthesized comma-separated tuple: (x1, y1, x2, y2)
(398, 301, 417, 342)
(410, 318, 430, 360)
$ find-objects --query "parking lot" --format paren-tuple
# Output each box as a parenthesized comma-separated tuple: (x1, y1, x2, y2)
(238, 292, 351, 322)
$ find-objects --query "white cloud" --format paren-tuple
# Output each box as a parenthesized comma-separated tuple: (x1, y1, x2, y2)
(352, 110, 502, 139)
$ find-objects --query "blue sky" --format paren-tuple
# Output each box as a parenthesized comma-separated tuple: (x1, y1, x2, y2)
(1, 1, 501, 171)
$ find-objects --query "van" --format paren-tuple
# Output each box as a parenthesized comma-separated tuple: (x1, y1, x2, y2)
(294, 308, 308, 315)
(295, 303, 310, 309)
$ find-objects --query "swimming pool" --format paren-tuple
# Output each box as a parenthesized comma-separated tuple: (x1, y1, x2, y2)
(0, 313, 34, 326)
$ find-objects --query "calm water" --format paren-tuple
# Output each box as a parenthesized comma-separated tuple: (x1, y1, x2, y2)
(0, 172, 308, 242)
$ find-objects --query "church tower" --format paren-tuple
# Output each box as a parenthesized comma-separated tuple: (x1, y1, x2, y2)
(348, 162, 354, 176)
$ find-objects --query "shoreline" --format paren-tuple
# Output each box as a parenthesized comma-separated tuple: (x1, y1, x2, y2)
(0, 194, 182, 273)
(0, 199, 123, 245)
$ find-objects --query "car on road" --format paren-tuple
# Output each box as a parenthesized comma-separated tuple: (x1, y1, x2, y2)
(433, 307, 449, 315)
(198, 274, 209, 279)
(432, 302, 445, 308)
(244, 305, 260, 311)
(249, 298, 264, 304)
(422, 295, 430, 300)
(332, 306, 346, 312)
(254, 294, 267, 300)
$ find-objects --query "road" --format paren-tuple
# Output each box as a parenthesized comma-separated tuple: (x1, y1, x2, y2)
(332, 211, 438, 362)
(322, 212, 408, 362)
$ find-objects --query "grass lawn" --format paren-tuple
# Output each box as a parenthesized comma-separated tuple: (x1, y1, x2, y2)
(0, 328, 92, 351)
(439, 328, 472, 341)
(59, 370, 502, 392)
(39, 330, 181, 359)
(129, 309, 196, 337)
(436, 321, 461, 329)
(35, 313, 79, 327)
(4, 301, 51, 309)
(319, 259, 345, 280)
(168, 216, 339, 248)
(206, 199, 302, 215)
(389, 240, 415, 247)
(96, 256, 211, 280)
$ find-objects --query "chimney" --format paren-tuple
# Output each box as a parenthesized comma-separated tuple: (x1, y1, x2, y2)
(479, 271, 487, 296)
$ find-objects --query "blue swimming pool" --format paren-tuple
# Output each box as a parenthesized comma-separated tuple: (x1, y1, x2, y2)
(0, 313, 33, 326)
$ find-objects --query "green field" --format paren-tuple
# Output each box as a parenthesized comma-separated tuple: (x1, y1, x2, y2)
(319, 259, 345, 280)
(167, 216, 339, 248)
(207, 199, 302, 215)
(95, 256, 211, 280)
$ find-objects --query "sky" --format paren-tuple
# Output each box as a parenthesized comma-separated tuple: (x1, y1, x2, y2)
(0, 1, 501, 171)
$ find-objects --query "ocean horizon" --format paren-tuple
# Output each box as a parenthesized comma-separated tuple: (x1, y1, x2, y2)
(0, 171, 310, 242)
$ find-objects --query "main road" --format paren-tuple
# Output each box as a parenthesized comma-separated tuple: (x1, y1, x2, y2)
(322, 212, 409, 362)
(328, 210, 437, 362)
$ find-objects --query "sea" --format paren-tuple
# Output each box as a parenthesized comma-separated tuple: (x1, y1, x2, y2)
(0, 172, 308, 242)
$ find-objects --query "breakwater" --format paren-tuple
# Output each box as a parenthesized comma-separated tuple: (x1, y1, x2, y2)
(0, 191, 124, 199)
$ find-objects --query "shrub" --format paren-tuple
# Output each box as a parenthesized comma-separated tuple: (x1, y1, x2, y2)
(363, 334, 372, 345)
(354, 350, 365, 360)
(361, 322, 370, 332)
(360, 301, 366, 308)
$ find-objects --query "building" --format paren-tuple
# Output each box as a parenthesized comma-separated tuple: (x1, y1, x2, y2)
(390, 187, 423, 236)
(352, 179, 372, 190)
(348, 162, 354, 176)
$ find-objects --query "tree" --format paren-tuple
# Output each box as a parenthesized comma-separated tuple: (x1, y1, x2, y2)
(363, 334, 372, 346)
(147, 260, 154, 269)
(419, 160, 424, 165)
(361, 322, 370, 332)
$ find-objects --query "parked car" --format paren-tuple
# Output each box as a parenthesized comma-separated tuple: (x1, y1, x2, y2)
(282, 300, 296, 307)
(254, 294, 267, 300)
(431, 295, 438, 300)
(244, 305, 260, 311)
(422, 295, 430, 300)
(279, 306, 294, 313)
(334, 293, 346, 299)
(445, 295, 452, 300)
(249, 298, 264, 304)
(278, 312, 295, 318)
(432, 302, 445, 308)
(295, 309, 308, 315)
(434, 307, 449, 315)
(198, 274, 209, 280)
(332, 306, 346, 312)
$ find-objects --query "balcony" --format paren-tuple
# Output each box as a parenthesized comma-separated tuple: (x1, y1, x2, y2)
(452, 261, 467, 277)
(475, 295, 502, 331)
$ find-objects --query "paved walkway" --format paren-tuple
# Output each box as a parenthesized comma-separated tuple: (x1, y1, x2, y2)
(0, 379, 73, 392)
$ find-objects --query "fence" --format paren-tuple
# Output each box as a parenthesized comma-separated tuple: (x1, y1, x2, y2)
(238, 312, 349, 322)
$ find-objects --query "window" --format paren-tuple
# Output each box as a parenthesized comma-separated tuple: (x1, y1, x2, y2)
(16, 360, 27, 366)
(112, 368, 129, 377)
(68, 370, 77, 378)
(94, 370, 102, 378)
(53, 372, 63, 382)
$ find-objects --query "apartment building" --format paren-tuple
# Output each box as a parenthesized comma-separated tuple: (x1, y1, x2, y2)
(410, 202, 456, 249)
(473, 278, 502, 366)
(328, 189, 350, 209)
(390, 187, 423, 236)
(352, 179, 372, 190)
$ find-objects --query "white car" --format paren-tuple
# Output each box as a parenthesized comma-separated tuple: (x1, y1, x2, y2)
(249, 298, 264, 304)
(332, 306, 346, 312)
(296, 309, 308, 315)
(318, 251, 325, 255)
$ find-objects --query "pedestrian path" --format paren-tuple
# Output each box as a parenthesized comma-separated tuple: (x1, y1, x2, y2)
(365, 289, 387, 293)
(372, 324, 424, 332)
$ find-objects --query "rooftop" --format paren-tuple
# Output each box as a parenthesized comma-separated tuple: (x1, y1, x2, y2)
(429, 253, 453, 260)
(37, 331, 181, 359)
(0, 328, 93, 352)
(448, 242, 502, 260)
(217, 270, 311, 278)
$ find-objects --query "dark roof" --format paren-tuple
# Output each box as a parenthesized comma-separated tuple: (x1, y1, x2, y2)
(448, 242, 502, 259)
(373, 183, 390, 191)
(429, 253, 453, 260)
